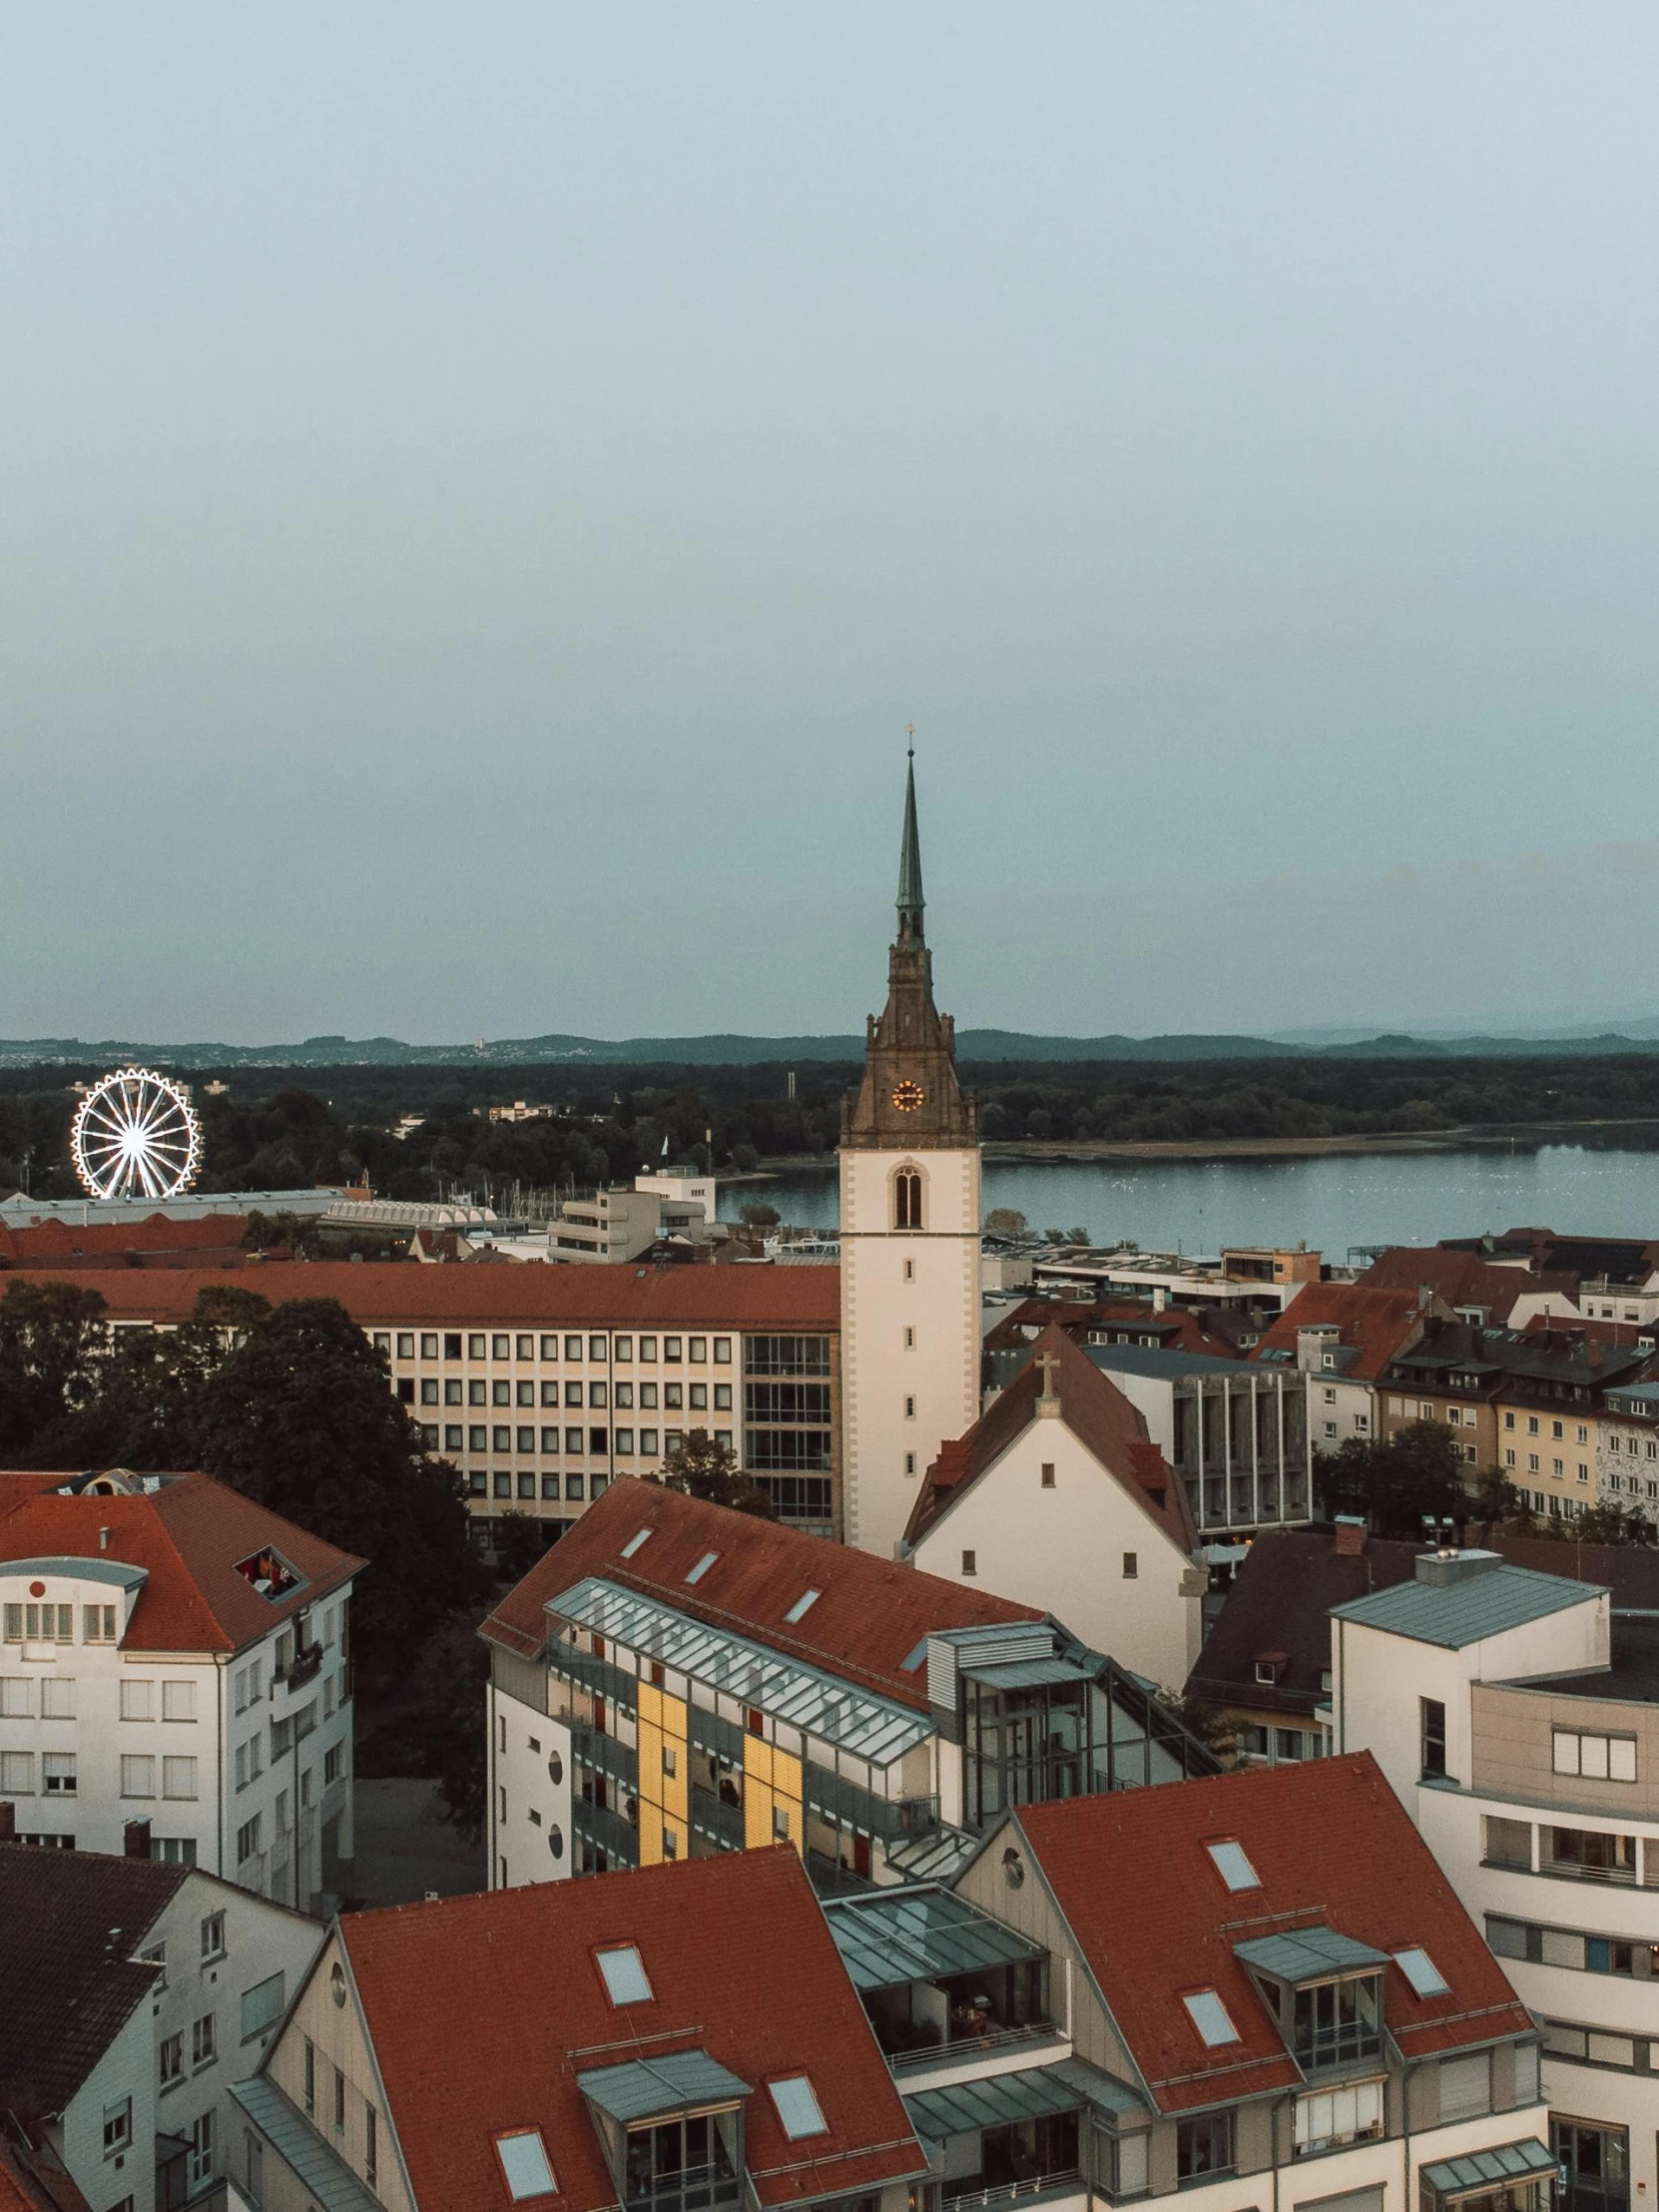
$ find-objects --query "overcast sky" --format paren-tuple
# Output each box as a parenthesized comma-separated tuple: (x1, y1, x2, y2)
(6, 5, 1659, 1044)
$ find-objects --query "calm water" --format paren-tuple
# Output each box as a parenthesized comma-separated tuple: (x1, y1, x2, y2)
(719, 1142, 1659, 1261)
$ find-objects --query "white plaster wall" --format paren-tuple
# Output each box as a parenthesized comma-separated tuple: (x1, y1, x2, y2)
(841, 1144, 982, 1561)
(489, 1686, 573, 1890)
(1166, 2105, 1548, 2212)
(908, 1417, 1201, 1688)
(60, 2005, 159, 2212)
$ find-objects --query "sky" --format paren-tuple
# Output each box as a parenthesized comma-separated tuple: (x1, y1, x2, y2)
(7, 5, 1659, 1045)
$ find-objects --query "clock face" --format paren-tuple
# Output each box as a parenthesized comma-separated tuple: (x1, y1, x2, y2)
(891, 1080, 925, 1113)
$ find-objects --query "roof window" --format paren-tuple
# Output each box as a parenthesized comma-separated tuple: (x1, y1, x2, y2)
(596, 1944, 654, 2005)
(1392, 1946, 1450, 1998)
(899, 1638, 928, 1672)
(784, 1589, 822, 1625)
(685, 1552, 719, 1585)
(233, 1547, 302, 1601)
(621, 1529, 653, 1560)
(496, 2130, 557, 2201)
(769, 2075, 828, 2140)
(1183, 1990, 1240, 2048)
(1206, 1840, 1261, 1893)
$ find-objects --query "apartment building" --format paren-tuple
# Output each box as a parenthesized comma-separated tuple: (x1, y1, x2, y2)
(822, 1757, 1546, 2212)
(905, 1325, 1205, 1689)
(1252, 1282, 1435, 1452)
(1597, 1377, 1659, 1516)
(230, 1845, 931, 2212)
(480, 1477, 1217, 1894)
(1331, 1545, 1659, 2212)
(2, 1262, 843, 1541)
(0, 1469, 360, 1913)
(0, 1844, 322, 2212)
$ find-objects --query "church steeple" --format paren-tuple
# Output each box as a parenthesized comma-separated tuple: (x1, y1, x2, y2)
(896, 746, 924, 945)
(841, 748, 976, 1150)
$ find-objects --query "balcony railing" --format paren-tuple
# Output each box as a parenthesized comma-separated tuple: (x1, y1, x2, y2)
(888, 2019, 1062, 2076)
(280, 1643, 322, 1691)
(943, 2170, 1084, 2212)
(573, 1796, 639, 1865)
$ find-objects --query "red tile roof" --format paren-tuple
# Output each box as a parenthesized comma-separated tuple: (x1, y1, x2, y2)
(905, 1324, 1197, 1553)
(1010, 1753, 1532, 2115)
(1356, 1248, 1576, 1324)
(337, 1846, 925, 2212)
(0, 1472, 362, 1655)
(1251, 1282, 1427, 1381)
(0, 1213, 250, 1270)
(0, 1262, 838, 1330)
(482, 1474, 1037, 1703)
(984, 1300, 1241, 1360)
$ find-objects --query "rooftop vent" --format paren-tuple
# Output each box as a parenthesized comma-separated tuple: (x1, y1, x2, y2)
(1413, 1548, 1502, 1590)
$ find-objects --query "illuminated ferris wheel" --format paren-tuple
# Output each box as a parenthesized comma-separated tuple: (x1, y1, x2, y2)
(70, 1067, 204, 1202)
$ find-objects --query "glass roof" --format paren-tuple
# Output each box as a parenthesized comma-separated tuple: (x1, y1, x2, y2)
(578, 2050, 751, 2124)
(903, 2057, 1147, 2148)
(546, 1576, 932, 1765)
(1234, 1925, 1389, 1984)
(823, 1884, 1047, 1992)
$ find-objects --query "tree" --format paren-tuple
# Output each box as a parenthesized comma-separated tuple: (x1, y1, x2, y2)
(405, 1606, 491, 1841)
(651, 1429, 774, 1517)
(0, 1280, 110, 1456)
(1314, 1420, 1469, 1534)
(982, 1209, 1028, 1239)
(739, 1201, 780, 1229)
(192, 1298, 483, 1678)
(494, 1510, 552, 1585)
(1529, 1502, 1659, 1548)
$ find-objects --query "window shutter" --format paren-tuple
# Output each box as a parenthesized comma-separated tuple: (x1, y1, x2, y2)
(1438, 2051, 1490, 2123)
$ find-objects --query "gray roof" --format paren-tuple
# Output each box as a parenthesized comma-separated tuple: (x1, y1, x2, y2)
(547, 1576, 930, 1765)
(903, 2058, 1147, 2147)
(578, 2050, 750, 2124)
(231, 2077, 384, 2212)
(1234, 1925, 1389, 1983)
(822, 1885, 1045, 1994)
(1420, 2138, 1557, 2196)
(1084, 1346, 1250, 1382)
(1330, 1564, 1603, 1649)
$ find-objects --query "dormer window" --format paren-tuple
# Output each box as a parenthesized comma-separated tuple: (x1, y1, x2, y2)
(1254, 1655, 1284, 1686)
(1235, 1926, 1386, 2074)
(234, 1548, 302, 1601)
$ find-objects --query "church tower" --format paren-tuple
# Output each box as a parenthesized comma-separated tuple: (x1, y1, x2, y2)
(839, 753, 982, 1559)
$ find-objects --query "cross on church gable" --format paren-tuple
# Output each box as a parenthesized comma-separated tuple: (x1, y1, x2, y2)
(1036, 1348, 1061, 1398)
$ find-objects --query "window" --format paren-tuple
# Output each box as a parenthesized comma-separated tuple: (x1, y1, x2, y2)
(366, 2103, 378, 2187)
(334, 2065, 345, 2134)
(201, 1910, 227, 1960)
(0, 1678, 28, 1717)
(84, 1605, 117, 1642)
(164, 1756, 199, 1800)
(242, 1971, 284, 2042)
(40, 1676, 73, 1719)
(1041, 1461, 1055, 1487)
(621, 1528, 652, 1559)
(597, 1944, 654, 2004)
(42, 1753, 76, 1795)
(1176, 2112, 1234, 2184)
(961, 1549, 976, 1576)
(121, 1755, 156, 1798)
(769, 2075, 827, 2140)
(103, 2096, 133, 2154)
(1183, 1990, 1239, 2047)
(1122, 1551, 1138, 1579)
(193, 2011, 218, 2067)
(1206, 1840, 1260, 1892)
(1483, 1816, 1532, 1871)
(3, 1602, 71, 1643)
(1420, 1697, 1447, 1780)
(0, 1751, 31, 1793)
(686, 1551, 719, 1585)
(1294, 2079, 1382, 2155)
(773, 1806, 790, 1840)
(894, 1171, 921, 1230)
(420, 1333, 438, 1360)
(237, 1815, 263, 1863)
(784, 1589, 821, 1624)
(163, 1680, 196, 1723)
(160, 2031, 183, 2085)
(1392, 1946, 1450, 1996)
(303, 2038, 315, 2116)
(1554, 1730, 1637, 1782)
(1293, 1974, 1382, 2070)
(325, 1742, 343, 1785)
(1437, 2049, 1490, 2122)
(189, 2109, 215, 2187)
(121, 1678, 155, 1721)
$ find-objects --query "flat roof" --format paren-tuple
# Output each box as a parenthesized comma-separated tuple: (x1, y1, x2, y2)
(1085, 1345, 1255, 1381)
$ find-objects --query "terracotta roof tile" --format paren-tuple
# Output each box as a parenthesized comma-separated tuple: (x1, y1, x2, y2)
(1011, 1754, 1532, 2115)
(0, 1262, 837, 1330)
(0, 1214, 250, 1270)
(1251, 1283, 1426, 1382)
(338, 1846, 925, 2212)
(0, 1472, 362, 1655)
(482, 1475, 1036, 1699)
(1355, 1249, 1576, 1324)
(906, 1325, 1197, 1553)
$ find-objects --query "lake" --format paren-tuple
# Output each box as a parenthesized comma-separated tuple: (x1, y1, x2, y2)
(718, 1141, 1659, 1262)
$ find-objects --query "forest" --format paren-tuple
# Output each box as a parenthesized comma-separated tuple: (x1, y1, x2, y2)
(3, 1053, 1659, 1208)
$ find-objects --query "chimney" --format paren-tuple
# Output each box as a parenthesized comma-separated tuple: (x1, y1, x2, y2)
(124, 1818, 151, 1860)
(1334, 1515, 1368, 1556)
(1414, 1548, 1502, 1589)
(0, 1802, 14, 1845)
(1152, 1286, 1168, 1314)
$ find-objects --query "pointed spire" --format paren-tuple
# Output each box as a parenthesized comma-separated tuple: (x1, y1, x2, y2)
(896, 734, 924, 943)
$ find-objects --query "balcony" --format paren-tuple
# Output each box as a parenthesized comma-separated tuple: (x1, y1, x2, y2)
(889, 2018, 1064, 2078)
(279, 1642, 322, 1691)
(943, 2171, 1084, 2212)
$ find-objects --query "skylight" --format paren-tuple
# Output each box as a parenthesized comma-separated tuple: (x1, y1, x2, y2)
(620, 1529, 653, 1560)
(686, 1552, 720, 1585)
(596, 1944, 654, 2005)
(1392, 1947, 1450, 1998)
(784, 1589, 822, 1625)
(1206, 1841, 1260, 1893)
(769, 2075, 828, 2140)
(899, 1638, 929, 1672)
(1183, 1990, 1240, 2048)
(496, 2131, 557, 2202)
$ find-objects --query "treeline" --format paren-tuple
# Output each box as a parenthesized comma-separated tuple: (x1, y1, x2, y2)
(4, 1053, 1659, 1202)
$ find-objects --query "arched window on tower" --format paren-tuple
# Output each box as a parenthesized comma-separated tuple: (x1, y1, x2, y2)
(894, 1170, 922, 1231)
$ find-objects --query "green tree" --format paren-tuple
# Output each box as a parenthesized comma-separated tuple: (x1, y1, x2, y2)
(405, 1606, 491, 1841)
(192, 1298, 482, 1678)
(739, 1201, 780, 1229)
(494, 1510, 551, 1585)
(0, 1280, 110, 1456)
(982, 1209, 1028, 1238)
(1314, 1420, 1469, 1534)
(1529, 1502, 1659, 1548)
(652, 1429, 774, 1517)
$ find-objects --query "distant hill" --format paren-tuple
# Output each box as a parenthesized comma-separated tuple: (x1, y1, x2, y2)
(11, 1025, 1659, 1070)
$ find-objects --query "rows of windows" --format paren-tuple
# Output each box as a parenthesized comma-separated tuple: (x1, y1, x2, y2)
(376, 1331, 733, 1365)
(424, 1424, 728, 1459)
(406, 1378, 733, 1410)
(2, 1603, 118, 1644)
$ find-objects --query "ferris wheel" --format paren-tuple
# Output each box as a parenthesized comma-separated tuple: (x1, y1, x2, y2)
(70, 1067, 204, 1202)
